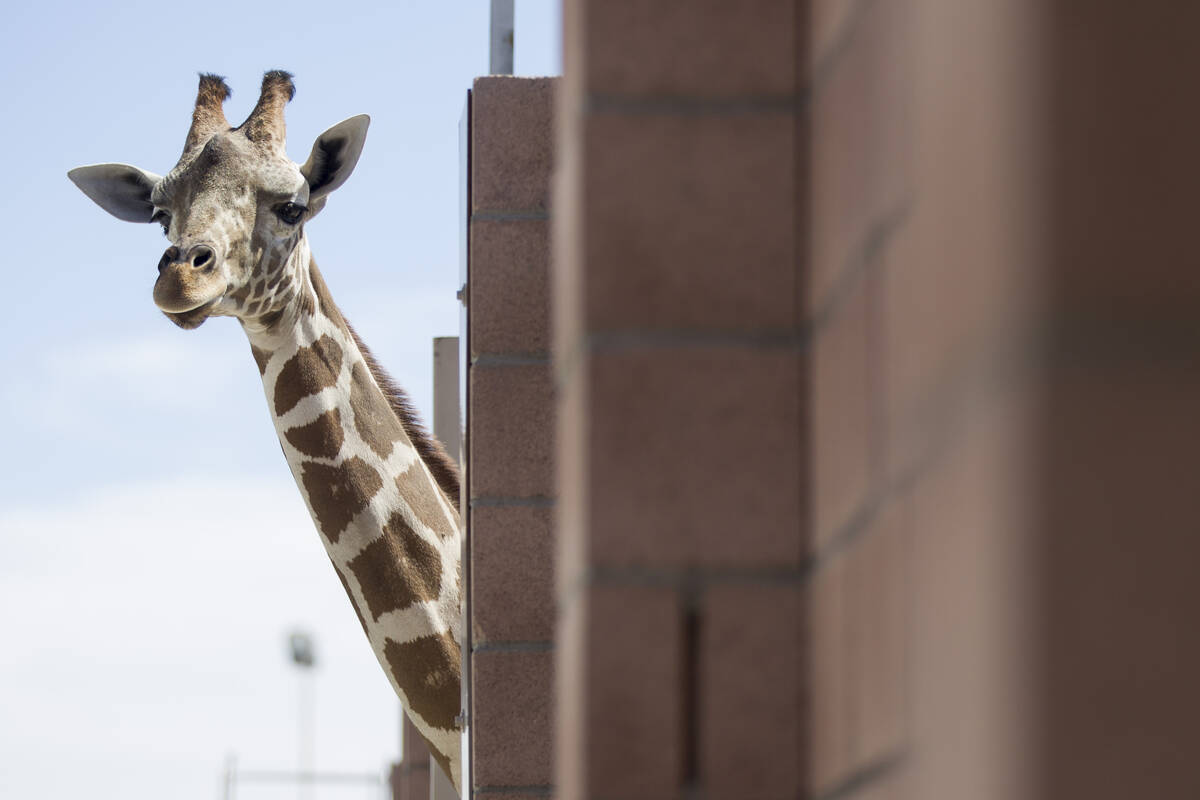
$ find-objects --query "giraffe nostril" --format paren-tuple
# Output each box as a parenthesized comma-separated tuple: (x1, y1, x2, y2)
(191, 246, 215, 271)
(157, 248, 176, 274)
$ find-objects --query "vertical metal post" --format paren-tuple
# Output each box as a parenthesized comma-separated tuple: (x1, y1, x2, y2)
(433, 337, 463, 468)
(432, 334, 462, 800)
(222, 753, 237, 800)
(456, 88, 473, 800)
(288, 632, 317, 800)
(298, 668, 314, 800)
(489, 0, 514, 74)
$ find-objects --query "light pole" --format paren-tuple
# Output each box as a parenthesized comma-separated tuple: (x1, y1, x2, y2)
(288, 630, 316, 800)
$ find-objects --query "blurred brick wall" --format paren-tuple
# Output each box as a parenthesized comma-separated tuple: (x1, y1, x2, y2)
(466, 76, 557, 799)
(1037, 3, 1200, 797)
(391, 720, 432, 800)
(554, 1, 806, 797)
(550, 1, 1200, 800)
(808, 1, 1200, 797)
(809, 0, 1040, 797)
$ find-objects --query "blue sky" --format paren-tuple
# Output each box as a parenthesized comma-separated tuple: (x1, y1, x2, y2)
(0, 3, 559, 797)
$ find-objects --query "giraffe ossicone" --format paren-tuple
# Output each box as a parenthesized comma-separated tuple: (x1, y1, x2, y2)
(68, 72, 464, 790)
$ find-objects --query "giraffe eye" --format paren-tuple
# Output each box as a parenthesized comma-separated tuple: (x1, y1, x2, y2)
(150, 209, 171, 236)
(276, 202, 305, 225)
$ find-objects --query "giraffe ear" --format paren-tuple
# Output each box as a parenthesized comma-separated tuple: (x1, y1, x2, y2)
(300, 115, 370, 202)
(67, 163, 162, 223)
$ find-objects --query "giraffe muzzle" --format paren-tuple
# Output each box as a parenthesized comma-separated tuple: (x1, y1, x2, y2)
(153, 244, 226, 318)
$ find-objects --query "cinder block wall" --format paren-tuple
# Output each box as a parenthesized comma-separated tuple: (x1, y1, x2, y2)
(809, 1, 1200, 797)
(1036, 3, 1200, 796)
(552, 1, 1200, 800)
(466, 76, 558, 799)
(809, 0, 1034, 796)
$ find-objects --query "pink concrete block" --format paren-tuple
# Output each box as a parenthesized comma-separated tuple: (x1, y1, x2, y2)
(585, 346, 805, 568)
(469, 363, 555, 499)
(472, 650, 554, 786)
(701, 583, 806, 798)
(581, 112, 798, 333)
(579, 0, 797, 98)
(471, 504, 555, 643)
(472, 77, 556, 213)
(470, 219, 551, 356)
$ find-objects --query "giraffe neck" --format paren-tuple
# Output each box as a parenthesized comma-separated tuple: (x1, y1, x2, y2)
(242, 239, 462, 788)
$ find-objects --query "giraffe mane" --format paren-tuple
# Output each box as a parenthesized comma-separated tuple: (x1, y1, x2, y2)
(307, 260, 462, 508)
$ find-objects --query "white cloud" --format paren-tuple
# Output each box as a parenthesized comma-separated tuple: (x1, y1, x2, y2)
(2, 325, 264, 448)
(0, 475, 402, 800)
(45, 335, 207, 382)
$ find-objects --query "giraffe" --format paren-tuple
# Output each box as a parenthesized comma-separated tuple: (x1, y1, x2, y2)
(68, 72, 464, 790)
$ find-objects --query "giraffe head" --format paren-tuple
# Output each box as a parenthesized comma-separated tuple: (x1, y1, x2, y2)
(69, 72, 369, 330)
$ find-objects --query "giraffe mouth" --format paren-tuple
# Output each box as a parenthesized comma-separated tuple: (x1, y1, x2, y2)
(163, 299, 218, 329)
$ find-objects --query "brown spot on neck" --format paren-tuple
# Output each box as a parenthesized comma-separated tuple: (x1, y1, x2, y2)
(347, 510, 442, 621)
(348, 324, 462, 508)
(350, 362, 409, 459)
(384, 632, 461, 735)
(260, 308, 286, 329)
(396, 463, 457, 540)
(250, 344, 271, 375)
(229, 283, 253, 305)
(301, 456, 383, 543)
(285, 408, 345, 459)
(274, 333, 343, 416)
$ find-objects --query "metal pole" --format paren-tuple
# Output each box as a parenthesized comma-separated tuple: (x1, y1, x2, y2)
(288, 632, 317, 800)
(299, 668, 315, 800)
(222, 753, 237, 800)
(433, 337, 462, 466)
(490, 0, 514, 74)
(432, 337, 463, 800)
(457, 90, 473, 800)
